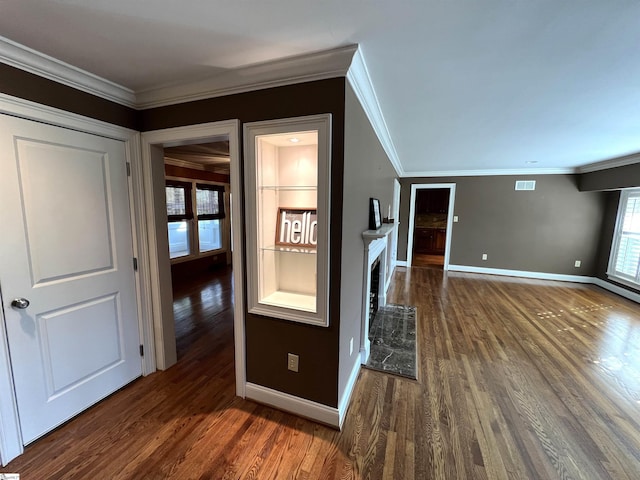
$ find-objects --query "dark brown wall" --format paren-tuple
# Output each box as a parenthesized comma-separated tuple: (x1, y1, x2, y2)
(0, 63, 137, 129)
(171, 254, 227, 280)
(399, 175, 606, 276)
(143, 78, 346, 407)
(594, 191, 620, 280)
(579, 163, 640, 192)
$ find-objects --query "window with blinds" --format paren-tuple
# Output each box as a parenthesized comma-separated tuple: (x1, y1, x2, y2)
(608, 189, 640, 286)
(196, 185, 225, 253)
(165, 180, 227, 259)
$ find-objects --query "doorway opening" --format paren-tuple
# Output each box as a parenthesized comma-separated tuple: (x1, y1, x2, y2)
(406, 183, 456, 270)
(162, 142, 234, 360)
(140, 120, 245, 398)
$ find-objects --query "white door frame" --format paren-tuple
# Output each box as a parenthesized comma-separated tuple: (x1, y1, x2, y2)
(0, 93, 152, 465)
(390, 178, 401, 272)
(140, 121, 245, 397)
(406, 183, 456, 269)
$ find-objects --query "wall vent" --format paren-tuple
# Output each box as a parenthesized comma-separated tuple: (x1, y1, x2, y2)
(515, 180, 536, 191)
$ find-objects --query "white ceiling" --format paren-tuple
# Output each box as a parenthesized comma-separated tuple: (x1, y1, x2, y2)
(2, 0, 640, 175)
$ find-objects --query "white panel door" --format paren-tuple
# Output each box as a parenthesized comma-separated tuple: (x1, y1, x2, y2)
(0, 114, 142, 444)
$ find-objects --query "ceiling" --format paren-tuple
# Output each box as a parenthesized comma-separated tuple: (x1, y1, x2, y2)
(2, 0, 640, 176)
(164, 142, 230, 175)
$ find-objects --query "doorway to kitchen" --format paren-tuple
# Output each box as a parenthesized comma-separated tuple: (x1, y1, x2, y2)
(406, 183, 456, 270)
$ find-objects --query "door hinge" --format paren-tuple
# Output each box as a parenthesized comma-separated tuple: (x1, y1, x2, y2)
(133, 257, 138, 271)
(126, 162, 131, 176)
(139, 345, 144, 357)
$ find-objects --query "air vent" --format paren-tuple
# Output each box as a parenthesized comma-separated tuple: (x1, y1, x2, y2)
(515, 180, 536, 191)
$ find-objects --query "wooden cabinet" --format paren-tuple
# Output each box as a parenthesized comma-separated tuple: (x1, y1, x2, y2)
(244, 114, 331, 326)
(434, 229, 446, 254)
(414, 228, 446, 255)
(416, 189, 449, 214)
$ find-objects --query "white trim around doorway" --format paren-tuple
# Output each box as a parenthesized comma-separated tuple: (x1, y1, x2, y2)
(406, 183, 456, 269)
(140, 121, 246, 398)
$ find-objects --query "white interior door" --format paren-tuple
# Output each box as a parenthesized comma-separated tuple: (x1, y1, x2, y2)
(0, 114, 142, 444)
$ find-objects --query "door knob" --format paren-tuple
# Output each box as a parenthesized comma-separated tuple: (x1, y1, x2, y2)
(11, 298, 30, 309)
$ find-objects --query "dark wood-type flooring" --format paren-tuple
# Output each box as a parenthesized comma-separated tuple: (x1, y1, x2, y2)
(3, 266, 640, 479)
(412, 253, 444, 268)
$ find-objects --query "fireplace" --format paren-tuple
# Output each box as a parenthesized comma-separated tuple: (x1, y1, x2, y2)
(369, 257, 381, 323)
(360, 224, 396, 363)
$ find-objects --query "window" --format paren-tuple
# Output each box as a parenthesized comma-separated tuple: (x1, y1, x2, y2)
(166, 181, 193, 259)
(196, 184, 225, 253)
(608, 189, 640, 287)
(165, 180, 226, 260)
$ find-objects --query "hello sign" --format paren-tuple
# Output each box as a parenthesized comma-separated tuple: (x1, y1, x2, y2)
(275, 208, 318, 247)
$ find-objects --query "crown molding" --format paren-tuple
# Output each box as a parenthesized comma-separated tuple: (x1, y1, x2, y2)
(0, 36, 357, 111)
(576, 152, 640, 174)
(135, 44, 358, 109)
(400, 167, 575, 178)
(0, 36, 137, 108)
(346, 48, 403, 177)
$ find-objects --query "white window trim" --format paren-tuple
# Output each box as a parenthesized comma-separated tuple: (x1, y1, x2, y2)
(165, 175, 230, 264)
(607, 188, 640, 289)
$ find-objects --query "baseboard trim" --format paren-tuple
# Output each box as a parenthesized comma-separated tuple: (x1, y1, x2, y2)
(396, 260, 407, 267)
(447, 265, 640, 304)
(592, 278, 640, 304)
(338, 359, 361, 429)
(448, 265, 593, 283)
(245, 383, 340, 429)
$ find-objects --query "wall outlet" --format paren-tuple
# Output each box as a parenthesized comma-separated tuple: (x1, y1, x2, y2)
(574, 260, 581, 268)
(287, 353, 299, 372)
(350, 337, 354, 356)
(453, 215, 459, 222)
(482, 253, 488, 260)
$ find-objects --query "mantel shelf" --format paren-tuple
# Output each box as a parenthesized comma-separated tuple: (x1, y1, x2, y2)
(362, 223, 396, 242)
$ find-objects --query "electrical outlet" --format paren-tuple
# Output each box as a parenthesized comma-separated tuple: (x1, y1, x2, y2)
(482, 253, 488, 260)
(350, 338, 354, 356)
(453, 215, 459, 222)
(287, 353, 299, 372)
(574, 260, 581, 268)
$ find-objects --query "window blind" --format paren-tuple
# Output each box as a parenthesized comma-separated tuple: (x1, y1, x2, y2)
(609, 190, 640, 284)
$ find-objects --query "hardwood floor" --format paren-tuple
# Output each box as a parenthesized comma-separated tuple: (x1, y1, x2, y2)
(412, 253, 444, 268)
(3, 266, 640, 479)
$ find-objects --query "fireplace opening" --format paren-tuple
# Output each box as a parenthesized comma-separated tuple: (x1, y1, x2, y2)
(369, 257, 381, 328)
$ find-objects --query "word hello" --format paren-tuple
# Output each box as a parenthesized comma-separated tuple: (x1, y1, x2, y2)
(277, 210, 317, 246)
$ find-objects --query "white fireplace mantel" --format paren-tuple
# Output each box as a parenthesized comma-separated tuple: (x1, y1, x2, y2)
(360, 223, 396, 364)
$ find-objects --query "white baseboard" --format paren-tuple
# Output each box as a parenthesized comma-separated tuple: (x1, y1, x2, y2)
(592, 278, 640, 304)
(245, 382, 340, 429)
(338, 359, 361, 429)
(448, 265, 593, 283)
(447, 265, 639, 304)
(396, 260, 407, 267)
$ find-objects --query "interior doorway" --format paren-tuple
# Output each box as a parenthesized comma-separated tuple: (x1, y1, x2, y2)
(162, 141, 234, 360)
(140, 120, 245, 398)
(406, 183, 456, 270)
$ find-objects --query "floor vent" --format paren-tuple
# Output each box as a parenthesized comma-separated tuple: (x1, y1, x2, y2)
(515, 180, 536, 191)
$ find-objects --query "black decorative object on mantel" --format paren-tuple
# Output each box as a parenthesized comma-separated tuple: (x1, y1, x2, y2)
(369, 197, 382, 230)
